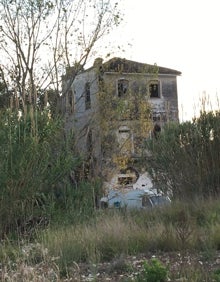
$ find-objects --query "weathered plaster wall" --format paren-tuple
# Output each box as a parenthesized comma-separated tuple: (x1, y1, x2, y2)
(62, 61, 180, 180)
(102, 72, 179, 123)
(68, 68, 102, 168)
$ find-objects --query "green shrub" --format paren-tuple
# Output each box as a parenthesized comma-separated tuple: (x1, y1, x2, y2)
(0, 109, 80, 238)
(213, 268, 220, 281)
(136, 258, 168, 282)
(145, 110, 220, 200)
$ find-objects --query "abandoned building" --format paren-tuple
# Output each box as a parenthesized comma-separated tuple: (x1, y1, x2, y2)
(61, 57, 181, 188)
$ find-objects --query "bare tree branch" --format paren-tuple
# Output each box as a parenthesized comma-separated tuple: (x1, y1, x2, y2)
(0, 0, 121, 112)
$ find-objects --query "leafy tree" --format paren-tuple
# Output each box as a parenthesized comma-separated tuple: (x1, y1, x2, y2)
(145, 110, 220, 199)
(0, 0, 122, 237)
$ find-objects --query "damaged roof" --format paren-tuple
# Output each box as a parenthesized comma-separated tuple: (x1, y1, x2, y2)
(102, 57, 181, 76)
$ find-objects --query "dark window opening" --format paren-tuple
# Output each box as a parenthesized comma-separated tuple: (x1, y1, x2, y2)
(150, 112, 167, 123)
(118, 177, 133, 186)
(153, 123, 161, 139)
(85, 129, 93, 178)
(149, 82, 159, 98)
(114, 201, 121, 208)
(119, 129, 130, 134)
(85, 82, 91, 109)
(86, 129, 93, 157)
(68, 90, 74, 113)
(118, 79, 129, 97)
(152, 115, 160, 122)
(98, 66, 104, 86)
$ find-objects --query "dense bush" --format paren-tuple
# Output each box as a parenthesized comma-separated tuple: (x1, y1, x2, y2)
(145, 110, 220, 199)
(135, 258, 168, 282)
(0, 109, 80, 238)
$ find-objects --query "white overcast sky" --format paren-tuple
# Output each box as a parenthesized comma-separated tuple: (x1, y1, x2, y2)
(103, 0, 220, 121)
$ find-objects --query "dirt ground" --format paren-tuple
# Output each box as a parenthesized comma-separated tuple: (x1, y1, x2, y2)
(65, 251, 220, 281)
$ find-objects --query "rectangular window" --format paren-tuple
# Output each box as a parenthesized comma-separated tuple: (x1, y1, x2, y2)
(85, 82, 91, 109)
(118, 79, 129, 97)
(149, 81, 160, 98)
(86, 129, 93, 156)
(118, 177, 133, 186)
(68, 89, 74, 113)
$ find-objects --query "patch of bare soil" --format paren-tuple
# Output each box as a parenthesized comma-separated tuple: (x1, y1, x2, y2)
(65, 251, 220, 281)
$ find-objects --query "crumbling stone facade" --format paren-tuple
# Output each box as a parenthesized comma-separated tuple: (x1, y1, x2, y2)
(61, 57, 181, 184)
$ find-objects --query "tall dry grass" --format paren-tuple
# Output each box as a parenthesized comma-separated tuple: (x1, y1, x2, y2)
(2, 198, 220, 280)
(39, 197, 220, 270)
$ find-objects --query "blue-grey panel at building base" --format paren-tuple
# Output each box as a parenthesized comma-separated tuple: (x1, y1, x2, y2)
(100, 189, 171, 210)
